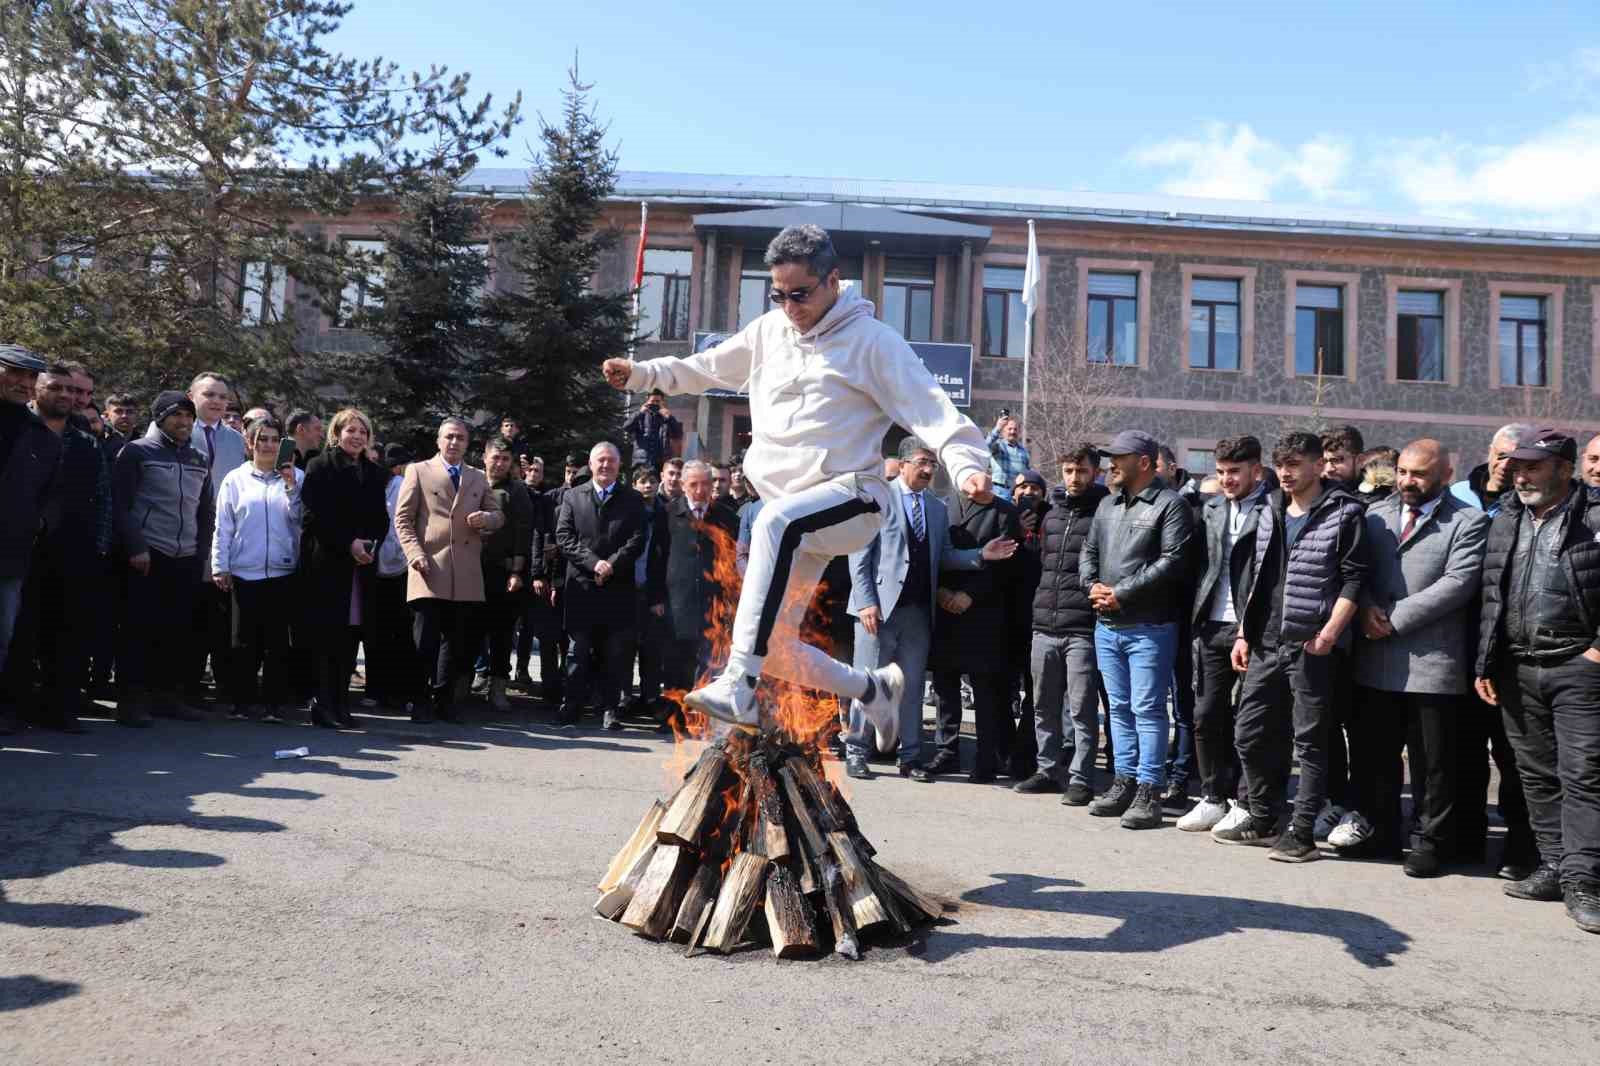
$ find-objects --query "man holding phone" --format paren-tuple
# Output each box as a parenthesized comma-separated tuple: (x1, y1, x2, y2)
(393, 418, 504, 723)
(623, 388, 682, 473)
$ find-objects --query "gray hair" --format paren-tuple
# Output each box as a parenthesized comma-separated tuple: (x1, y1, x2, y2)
(681, 459, 713, 479)
(1492, 422, 1536, 447)
(897, 436, 936, 463)
(438, 417, 471, 437)
(764, 224, 838, 280)
(589, 440, 620, 461)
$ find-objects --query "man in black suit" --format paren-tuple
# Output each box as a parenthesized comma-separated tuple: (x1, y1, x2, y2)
(554, 441, 648, 729)
(662, 461, 740, 716)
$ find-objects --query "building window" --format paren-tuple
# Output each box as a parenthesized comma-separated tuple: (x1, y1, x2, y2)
(240, 261, 287, 326)
(639, 248, 691, 341)
(1188, 278, 1240, 370)
(1294, 283, 1344, 376)
(882, 256, 934, 341)
(1183, 446, 1215, 473)
(51, 239, 93, 282)
(981, 265, 1026, 358)
(1087, 272, 1138, 365)
(1396, 290, 1445, 382)
(338, 239, 385, 325)
(1499, 295, 1548, 387)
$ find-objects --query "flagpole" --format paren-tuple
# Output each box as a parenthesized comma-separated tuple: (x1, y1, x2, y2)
(626, 201, 648, 421)
(1020, 219, 1038, 445)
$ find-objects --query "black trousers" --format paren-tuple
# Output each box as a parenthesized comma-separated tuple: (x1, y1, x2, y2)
(119, 550, 200, 696)
(634, 596, 669, 704)
(1454, 698, 1535, 865)
(366, 574, 418, 707)
(412, 599, 479, 707)
(187, 581, 232, 696)
(87, 554, 122, 688)
(481, 573, 522, 681)
(1193, 619, 1244, 801)
(562, 621, 635, 716)
(288, 559, 318, 704)
(1, 543, 93, 721)
(933, 668, 1014, 773)
(229, 575, 293, 708)
(1234, 642, 1334, 829)
(1350, 687, 1462, 854)
(1498, 654, 1600, 885)
(516, 590, 565, 701)
(1167, 613, 1197, 783)
(1326, 649, 1355, 807)
(1010, 663, 1038, 777)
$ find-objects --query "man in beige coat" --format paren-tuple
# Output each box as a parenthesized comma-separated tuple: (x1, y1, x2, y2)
(394, 418, 504, 722)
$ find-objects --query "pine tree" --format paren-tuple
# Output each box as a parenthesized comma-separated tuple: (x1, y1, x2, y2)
(343, 171, 495, 454)
(487, 65, 632, 463)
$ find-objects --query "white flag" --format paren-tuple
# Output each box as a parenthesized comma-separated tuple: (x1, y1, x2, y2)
(1020, 219, 1040, 322)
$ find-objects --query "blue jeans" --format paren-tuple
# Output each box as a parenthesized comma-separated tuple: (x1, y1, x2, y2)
(1094, 622, 1178, 788)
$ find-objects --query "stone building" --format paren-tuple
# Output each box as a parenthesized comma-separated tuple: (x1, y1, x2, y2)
(314, 169, 1600, 474)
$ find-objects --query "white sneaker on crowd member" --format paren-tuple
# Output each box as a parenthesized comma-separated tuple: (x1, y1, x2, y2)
(1327, 810, 1374, 849)
(1210, 801, 1252, 839)
(1177, 796, 1231, 833)
(1312, 801, 1346, 842)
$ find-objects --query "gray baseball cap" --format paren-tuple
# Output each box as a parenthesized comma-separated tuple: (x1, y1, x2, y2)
(1101, 430, 1160, 460)
(0, 344, 47, 373)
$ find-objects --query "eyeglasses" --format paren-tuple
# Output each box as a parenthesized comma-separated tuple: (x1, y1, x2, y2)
(769, 281, 827, 305)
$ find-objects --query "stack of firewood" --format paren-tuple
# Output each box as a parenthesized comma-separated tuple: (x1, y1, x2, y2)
(596, 736, 943, 959)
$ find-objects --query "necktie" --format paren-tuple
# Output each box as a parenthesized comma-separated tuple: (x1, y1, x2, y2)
(693, 507, 704, 523)
(203, 423, 215, 472)
(910, 491, 926, 540)
(1401, 505, 1421, 541)
(448, 465, 460, 490)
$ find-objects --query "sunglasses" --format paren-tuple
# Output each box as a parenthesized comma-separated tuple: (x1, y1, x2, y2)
(769, 280, 828, 305)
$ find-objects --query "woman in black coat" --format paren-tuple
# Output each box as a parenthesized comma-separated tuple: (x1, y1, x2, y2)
(299, 408, 389, 727)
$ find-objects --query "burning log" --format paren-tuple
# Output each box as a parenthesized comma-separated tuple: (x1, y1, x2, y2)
(669, 862, 721, 943)
(620, 844, 695, 939)
(748, 751, 791, 862)
(657, 747, 732, 847)
(877, 866, 946, 922)
(763, 865, 818, 958)
(702, 852, 768, 954)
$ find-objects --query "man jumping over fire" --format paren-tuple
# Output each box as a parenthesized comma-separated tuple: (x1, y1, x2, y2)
(602, 224, 1015, 733)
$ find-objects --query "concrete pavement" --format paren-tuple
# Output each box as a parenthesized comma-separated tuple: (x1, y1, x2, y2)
(3, 697, 1596, 1065)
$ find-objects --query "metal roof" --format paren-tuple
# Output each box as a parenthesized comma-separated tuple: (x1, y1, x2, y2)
(689, 203, 990, 255)
(460, 167, 1600, 251)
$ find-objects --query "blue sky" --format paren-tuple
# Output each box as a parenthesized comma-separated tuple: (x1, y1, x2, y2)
(338, 1, 1600, 230)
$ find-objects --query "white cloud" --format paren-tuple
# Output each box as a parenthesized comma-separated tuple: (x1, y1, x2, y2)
(1130, 122, 1352, 203)
(1388, 116, 1600, 231)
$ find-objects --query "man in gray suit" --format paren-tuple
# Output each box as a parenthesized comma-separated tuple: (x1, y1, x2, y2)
(1346, 439, 1489, 876)
(843, 437, 1014, 781)
(146, 372, 248, 704)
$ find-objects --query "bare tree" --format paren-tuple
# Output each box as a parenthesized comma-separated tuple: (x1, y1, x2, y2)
(1019, 316, 1133, 481)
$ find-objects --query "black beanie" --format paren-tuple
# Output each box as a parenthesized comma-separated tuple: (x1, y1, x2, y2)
(152, 390, 196, 424)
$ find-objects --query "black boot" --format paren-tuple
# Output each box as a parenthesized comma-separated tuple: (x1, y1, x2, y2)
(310, 698, 343, 729)
(1565, 882, 1600, 934)
(1504, 861, 1563, 901)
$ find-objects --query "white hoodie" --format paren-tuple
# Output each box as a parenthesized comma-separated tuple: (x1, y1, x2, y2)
(625, 286, 989, 501)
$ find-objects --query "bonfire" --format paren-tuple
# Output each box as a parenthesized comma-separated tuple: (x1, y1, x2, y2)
(593, 524, 943, 959)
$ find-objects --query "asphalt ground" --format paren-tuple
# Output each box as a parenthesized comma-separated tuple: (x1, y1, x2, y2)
(3, 690, 1596, 1065)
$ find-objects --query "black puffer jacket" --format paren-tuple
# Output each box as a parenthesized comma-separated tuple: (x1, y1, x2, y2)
(1032, 483, 1109, 637)
(1476, 482, 1600, 676)
(1243, 480, 1367, 647)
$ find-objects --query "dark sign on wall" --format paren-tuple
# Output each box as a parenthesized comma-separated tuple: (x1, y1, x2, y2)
(692, 331, 974, 409)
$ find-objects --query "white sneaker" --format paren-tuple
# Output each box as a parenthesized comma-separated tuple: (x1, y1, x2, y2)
(1210, 801, 1252, 839)
(1177, 797, 1231, 833)
(684, 669, 758, 729)
(1327, 810, 1373, 849)
(1312, 801, 1346, 842)
(856, 664, 905, 742)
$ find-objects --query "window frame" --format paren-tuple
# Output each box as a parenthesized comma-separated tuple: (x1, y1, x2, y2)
(1383, 277, 1460, 386)
(335, 237, 387, 327)
(239, 260, 288, 327)
(980, 263, 1028, 359)
(1086, 273, 1140, 366)
(638, 246, 693, 342)
(1075, 258, 1150, 369)
(1283, 270, 1359, 382)
(1487, 281, 1564, 392)
(1180, 265, 1256, 375)
(882, 256, 936, 342)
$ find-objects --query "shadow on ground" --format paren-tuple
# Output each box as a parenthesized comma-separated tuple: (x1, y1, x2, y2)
(899, 872, 1410, 969)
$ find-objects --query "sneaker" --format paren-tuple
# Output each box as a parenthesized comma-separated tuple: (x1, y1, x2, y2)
(1120, 783, 1163, 830)
(683, 669, 758, 729)
(1565, 882, 1600, 934)
(1312, 801, 1346, 842)
(1013, 772, 1062, 794)
(1269, 826, 1321, 863)
(1504, 862, 1563, 902)
(1088, 776, 1136, 818)
(898, 762, 933, 783)
(1213, 814, 1278, 846)
(470, 672, 490, 695)
(1061, 782, 1094, 806)
(855, 664, 905, 742)
(1162, 775, 1191, 806)
(845, 754, 872, 780)
(1211, 801, 1252, 836)
(1177, 797, 1231, 833)
(1327, 810, 1373, 849)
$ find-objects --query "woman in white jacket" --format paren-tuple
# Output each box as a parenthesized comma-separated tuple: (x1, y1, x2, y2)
(603, 224, 1013, 731)
(210, 418, 302, 720)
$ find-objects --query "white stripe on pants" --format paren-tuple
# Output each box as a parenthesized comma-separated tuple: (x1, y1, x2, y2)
(732, 474, 886, 699)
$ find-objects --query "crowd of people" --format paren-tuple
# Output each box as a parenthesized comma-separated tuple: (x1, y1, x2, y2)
(3, 339, 1599, 938)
